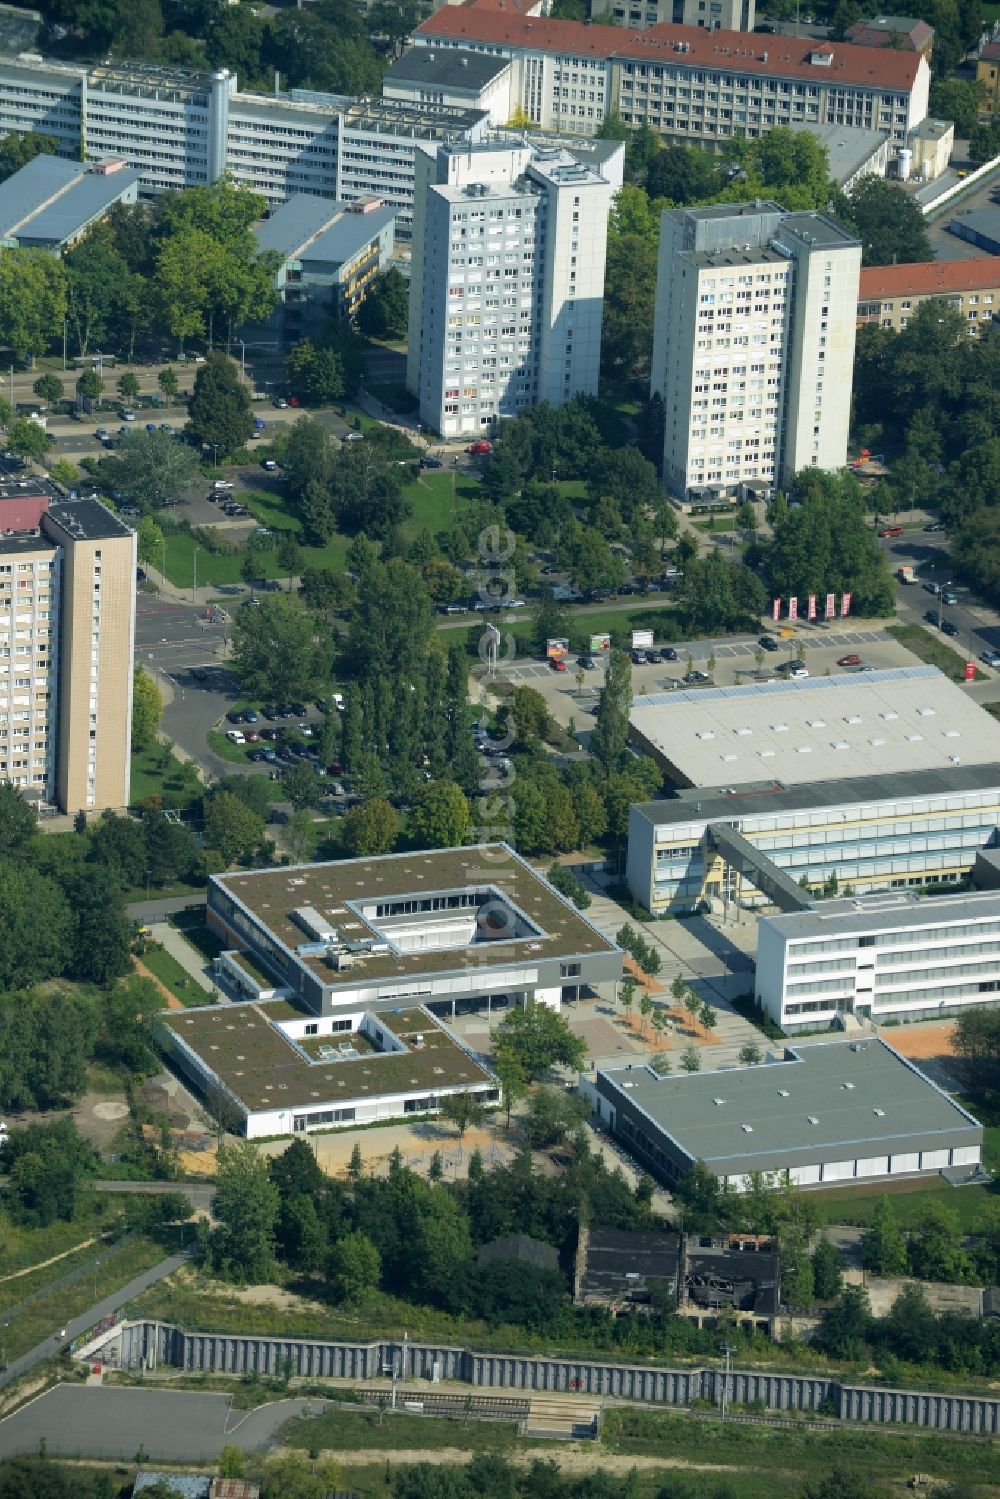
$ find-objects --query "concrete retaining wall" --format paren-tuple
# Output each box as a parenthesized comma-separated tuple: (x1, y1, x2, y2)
(88, 1323, 1000, 1433)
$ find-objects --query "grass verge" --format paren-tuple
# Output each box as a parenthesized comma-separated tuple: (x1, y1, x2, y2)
(130, 745, 203, 810)
(886, 623, 985, 682)
(602, 1408, 1000, 1487)
(280, 1405, 521, 1455)
(140, 945, 212, 1007)
(3, 1234, 167, 1362)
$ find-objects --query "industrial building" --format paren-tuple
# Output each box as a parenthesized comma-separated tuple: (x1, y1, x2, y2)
(857, 255, 1000, 334)
(253, 194, 395, 333)
(207, 844, 622, 1018)
(0, 479, 134, 814)
(575, 1226, 781, 1324)
(650, 201, 860, 501)
(948, 207, 1000, 256)
(592, 1037, 983, 1189)
(407, 136, 619, 434)
(756, 888, 1000, 1030)
(789, 120, 890, 189)
(629, 668, 991, 790)
(414, 2, 931, 148)
(0, 153, 139, 251)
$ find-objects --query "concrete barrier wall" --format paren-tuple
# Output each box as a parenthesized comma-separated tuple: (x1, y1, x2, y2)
(92, 1323, 1000, 1434)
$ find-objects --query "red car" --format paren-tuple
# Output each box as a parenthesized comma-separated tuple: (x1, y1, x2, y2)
(550, 657, 568, 672)
(837, 654, 861, 667)
(465, 440, 492, 456)
(879, 524, 903, 539)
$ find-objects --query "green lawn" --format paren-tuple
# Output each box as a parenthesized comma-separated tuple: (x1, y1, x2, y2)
(141, 944, 211, 1007)
(887, 624, 985, 682)
(810, 1174, 997, 1232)
(3, 1234, 169, 1363)
(130, 744, 204, 809)
(404, 470, 478, 537)
(280, 1407, 521, 1456)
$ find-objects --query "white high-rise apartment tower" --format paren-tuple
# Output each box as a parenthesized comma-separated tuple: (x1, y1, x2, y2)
(650, 202, 861, 501)
(407, 137, 619, 436)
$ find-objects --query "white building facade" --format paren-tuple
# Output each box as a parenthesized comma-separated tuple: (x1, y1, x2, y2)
(650, 201, 860, 501)
(757, 890, 1000, 1031)
(409, 138, 616, 435)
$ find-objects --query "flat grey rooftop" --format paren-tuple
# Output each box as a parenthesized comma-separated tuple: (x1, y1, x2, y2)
(949, 207, 1000, 243)
(631, 759, 1000, 829)
(788, 120, 888, 183)
(307, 203, 395, 263)
(600, 1038, 980, 1168)
(386, 46, 510, 90)
(763, 886, 1000, 940)
(0, 153, 79, 238)
(630, 666, 1000, 788)
(254, 194, 344, 257)
(46, 496, 133, 541)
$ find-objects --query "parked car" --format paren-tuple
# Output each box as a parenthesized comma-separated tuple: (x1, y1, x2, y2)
(758, 635, 778, 651)
(941, 589, 959, 605)
(343, 431, 364, 442)
(420, 456, 443, 469)
(661, 647, 679, 662)
(577, 655, 595, 669)
(289, 701, 307, 717)
(262, 459, 279, 471)
(465, 440, 492, 455)
(646, 650, 662, 665)
(924, 581, 941, 596)
(837, 654, 862, 667)
(923, 521, 944, 533)
(213, 479, 235, 491)
(787, 661, 809, 678)
(243, 708, 259, 724)
(630, 649, 647, 665)
(273, 397, 288, 408)
(225, 729, 246, 745)
(226, 709, 245, 724)
(160, 423, 175, 435)
(941, 618, 960, 637)
(145, 422, 157, 434)
(879, 524, 904, 538)
(683, 669, 710, 684)
(119, 408, 135, 421)
(981, 649, 1000, 667)
(925, 609, 941, 627)
(550, 656, 568, 672)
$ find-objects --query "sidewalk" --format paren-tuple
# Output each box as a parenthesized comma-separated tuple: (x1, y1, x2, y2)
(149, 921, 216, 995)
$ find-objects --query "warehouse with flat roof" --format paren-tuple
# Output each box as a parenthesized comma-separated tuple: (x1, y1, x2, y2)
(593, 1038, 982, 1189)
(629, 667, 1000, 791)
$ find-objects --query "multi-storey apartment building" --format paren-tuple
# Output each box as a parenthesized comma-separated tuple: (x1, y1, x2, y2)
(0, 55, 488, 232)
(650, 201, 860, 501)
(413, 4, 930, 148)
(857, 257, 1000, 335)
(0, 481, 134, 814)
(407, 137, 618, 435)
(594, 0, 754, 35)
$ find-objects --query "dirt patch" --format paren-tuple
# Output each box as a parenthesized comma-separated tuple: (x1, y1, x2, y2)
(886, 1021, 957, 1060)
(316, 1445, 740, 1476)
(133, 956, 184, 1011)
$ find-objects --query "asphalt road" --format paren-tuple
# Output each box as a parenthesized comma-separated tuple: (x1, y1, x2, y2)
(0, 1251, 191, 1392)
(126, 894, 206, 924)
(884, 530, 1000, 688)
(0, 1386, 323, 1461)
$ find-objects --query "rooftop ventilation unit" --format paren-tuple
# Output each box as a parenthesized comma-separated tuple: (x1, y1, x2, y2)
(292, 906, 337, 943)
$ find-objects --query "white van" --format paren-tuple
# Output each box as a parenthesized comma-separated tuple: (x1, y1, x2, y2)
(226, 729, 246, 745)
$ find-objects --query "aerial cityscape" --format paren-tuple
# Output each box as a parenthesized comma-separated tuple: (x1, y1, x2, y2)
(2, 0, 1000, 1493)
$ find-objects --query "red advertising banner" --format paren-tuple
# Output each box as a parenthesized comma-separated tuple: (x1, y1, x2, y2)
(841, 593, 852, 617)
(966, 660, 976, 682)
(772, 598, 781, 621)
(807, 594, 817, 620)
(788, 597, 798, 621)
(825, 593, 836, 619)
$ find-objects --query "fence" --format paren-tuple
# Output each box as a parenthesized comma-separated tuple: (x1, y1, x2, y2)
(75, 1322, 1000, 1434)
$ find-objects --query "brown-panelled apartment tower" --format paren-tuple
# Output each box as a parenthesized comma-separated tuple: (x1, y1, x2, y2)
(0, 479, 135, 814)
